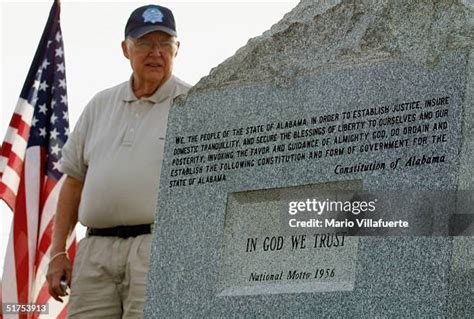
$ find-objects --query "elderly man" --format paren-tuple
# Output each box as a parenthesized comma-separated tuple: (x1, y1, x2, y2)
(46, 4, 190, 318)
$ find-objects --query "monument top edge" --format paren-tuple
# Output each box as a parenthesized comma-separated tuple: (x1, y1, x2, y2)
(187, 0, 473, 95)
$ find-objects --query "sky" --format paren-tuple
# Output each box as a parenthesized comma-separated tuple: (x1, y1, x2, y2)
(0, 0, 299, 277)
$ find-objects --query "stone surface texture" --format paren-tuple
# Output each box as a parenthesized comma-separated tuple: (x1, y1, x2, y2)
(145, 1, 473, 318)
(184, 0, 473, 93)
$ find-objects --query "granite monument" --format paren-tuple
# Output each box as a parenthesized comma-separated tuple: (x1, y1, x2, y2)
(145, 1, 473, 317)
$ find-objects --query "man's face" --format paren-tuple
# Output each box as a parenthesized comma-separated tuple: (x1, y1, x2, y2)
(121, 31, 179, 88)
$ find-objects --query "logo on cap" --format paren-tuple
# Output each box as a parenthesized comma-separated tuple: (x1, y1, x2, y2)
(142, 7, 164, 24)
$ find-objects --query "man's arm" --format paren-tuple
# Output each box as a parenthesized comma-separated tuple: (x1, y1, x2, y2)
(46, 175, 83, 302)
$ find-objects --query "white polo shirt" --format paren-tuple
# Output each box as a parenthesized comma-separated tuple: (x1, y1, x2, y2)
(60, 75, 191, 228)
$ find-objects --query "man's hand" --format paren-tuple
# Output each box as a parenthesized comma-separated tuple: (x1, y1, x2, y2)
(47, 254, 72, 302)
(47, 175, 83, 301)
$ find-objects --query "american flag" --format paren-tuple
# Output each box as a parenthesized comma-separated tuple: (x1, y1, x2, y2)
(0, 2, 76, 318)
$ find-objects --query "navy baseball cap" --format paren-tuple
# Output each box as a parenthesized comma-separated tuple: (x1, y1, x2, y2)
(125, 4, 177, 39)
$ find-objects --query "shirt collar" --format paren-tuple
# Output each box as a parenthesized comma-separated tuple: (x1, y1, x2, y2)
(122, 75, 176, 104)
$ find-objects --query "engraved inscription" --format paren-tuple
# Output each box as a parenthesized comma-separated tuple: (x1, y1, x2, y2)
(168, 96, 452, 188)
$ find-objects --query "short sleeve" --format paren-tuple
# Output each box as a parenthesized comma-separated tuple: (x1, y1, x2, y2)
(59, 99, 93, 181)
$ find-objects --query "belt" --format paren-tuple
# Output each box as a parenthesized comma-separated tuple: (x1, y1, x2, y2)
(87, 224, 154, 239)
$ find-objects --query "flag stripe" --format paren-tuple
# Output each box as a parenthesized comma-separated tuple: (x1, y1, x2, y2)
(25, 147, 41, 300)
(39, 177, 62, 238)
(40, 178, 56, 226)
(2, 165, 21, 195)
(9, 113, 23, 129)
(17, 119, 32, 142)
(2, 101, 33, 146)
(2, 224, 19, 305)
(36, 176, 64, 270)
(12, 172, 30, 305)
(0, 153, 8, 171)
(57, 306, 68, 319)
(0, 142, 13, 175)
(15, 98, 35, 124)
(0, 182, 16, 210)
(11, 134, 28, 160)
(35, 219, 53, 276)
(0, 141, 12, 159)
(7, 151, 24, 178)
(4, 126, 19, 144)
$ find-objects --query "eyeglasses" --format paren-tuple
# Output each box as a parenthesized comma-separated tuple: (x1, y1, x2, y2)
(131, 39, 178, 53)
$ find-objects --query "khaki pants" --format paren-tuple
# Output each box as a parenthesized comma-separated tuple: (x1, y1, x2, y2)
(67, 234, 152, 319)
